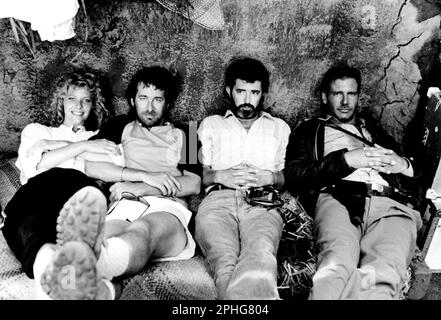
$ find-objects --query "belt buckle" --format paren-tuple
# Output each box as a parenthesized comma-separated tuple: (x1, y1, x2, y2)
(370, 182, 384, 193)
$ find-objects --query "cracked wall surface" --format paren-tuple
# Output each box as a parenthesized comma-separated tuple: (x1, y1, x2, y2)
(378, 0, 440, 139)
(0, 0, 440, 154)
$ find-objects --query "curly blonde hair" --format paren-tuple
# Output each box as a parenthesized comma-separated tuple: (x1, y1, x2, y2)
(50, 68, 110, 131)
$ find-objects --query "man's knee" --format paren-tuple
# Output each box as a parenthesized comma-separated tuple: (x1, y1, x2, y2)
(104, 219, 130, 239)
(140, 211, 187, 246)
(124, 217, 152, 241)
(195, 209, 231, 240)
(316, 244, 360, 276)
(313, 260, 357, 284)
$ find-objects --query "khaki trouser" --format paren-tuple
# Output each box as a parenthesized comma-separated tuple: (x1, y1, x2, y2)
(195, 189, 283, 300)
(310, 192, 422, 300)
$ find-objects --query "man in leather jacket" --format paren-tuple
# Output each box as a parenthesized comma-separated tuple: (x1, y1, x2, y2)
(284, 64, 423, 299)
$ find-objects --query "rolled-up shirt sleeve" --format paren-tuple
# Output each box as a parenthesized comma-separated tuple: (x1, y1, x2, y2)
(197, 118, 213, 168)
(275, 120, 291, 172)
(16, 123, 52, 184)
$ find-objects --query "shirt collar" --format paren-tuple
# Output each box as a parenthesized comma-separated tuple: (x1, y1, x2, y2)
(60, 124, 86, 133)
(135, 119, 173, 130)
(224, 109, 274, 120)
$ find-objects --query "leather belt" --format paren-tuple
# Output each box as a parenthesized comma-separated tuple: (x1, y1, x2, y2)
(326, 180, 416, 209)
(205, 184, 235, 196)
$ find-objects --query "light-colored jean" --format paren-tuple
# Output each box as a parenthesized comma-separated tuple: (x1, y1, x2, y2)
(195, 189, 283, 300)
(310, 193, 422, 300)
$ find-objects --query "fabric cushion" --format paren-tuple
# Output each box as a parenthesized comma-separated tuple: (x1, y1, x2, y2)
(0, 156, 36, 300)
(0, 156, 21, 210)
(121, 256, 216, 300)
(0, 232, 36, 299)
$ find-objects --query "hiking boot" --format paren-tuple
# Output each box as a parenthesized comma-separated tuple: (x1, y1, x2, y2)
(39, 241, 114, 300)
(55, 186, 107, 254)
(40, 186, 113, 300)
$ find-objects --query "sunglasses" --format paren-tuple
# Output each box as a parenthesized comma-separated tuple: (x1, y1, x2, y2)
(107, 191, 150, 222)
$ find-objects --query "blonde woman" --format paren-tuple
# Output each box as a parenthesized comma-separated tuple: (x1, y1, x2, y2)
(2, 67, 119, 279)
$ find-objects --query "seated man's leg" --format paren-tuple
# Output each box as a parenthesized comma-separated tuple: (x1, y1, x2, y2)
(39, 191, 193, 300)
(347, 197, 421, 300)
(225, 205, 283, 300)
(100, 210, 188, 277)
(195, 190, 240, 299)
(100, 196, 196, 278)
(310, 193, 361, 300)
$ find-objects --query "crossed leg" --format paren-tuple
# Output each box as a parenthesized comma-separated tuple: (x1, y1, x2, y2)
(36, 186, 188, 300)
(102, 210, 187, 277)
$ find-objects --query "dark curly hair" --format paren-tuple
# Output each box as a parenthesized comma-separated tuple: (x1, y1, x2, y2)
(50, 68, 110, 131)
(126, 66, 178, 109)
(225, 57, 270, 93)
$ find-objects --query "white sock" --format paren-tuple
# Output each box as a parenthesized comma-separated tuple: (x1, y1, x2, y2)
(100, 279, 116, 300)
(96, 237, 130, 280)
(33, 244, 56, 300)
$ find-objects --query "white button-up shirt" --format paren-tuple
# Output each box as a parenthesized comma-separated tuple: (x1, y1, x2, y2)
(16, 123, 97, 184)
(198, 110, 291, 172)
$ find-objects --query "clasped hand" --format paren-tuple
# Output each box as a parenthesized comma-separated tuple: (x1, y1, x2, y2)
(216, 163, 273, 190)
(142, 172, 182, 197)
(344, 146, 408, 174)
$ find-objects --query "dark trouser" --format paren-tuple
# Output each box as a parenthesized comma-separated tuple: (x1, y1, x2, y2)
(2, 168, 99, 278)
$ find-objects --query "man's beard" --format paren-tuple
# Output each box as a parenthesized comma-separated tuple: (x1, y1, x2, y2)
(137, 111, 163, 128)
(230, 98, 263, 120)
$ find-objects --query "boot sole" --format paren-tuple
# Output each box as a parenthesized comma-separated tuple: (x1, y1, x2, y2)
(41, 186, 107, 299)
(55, 186, 107, 255)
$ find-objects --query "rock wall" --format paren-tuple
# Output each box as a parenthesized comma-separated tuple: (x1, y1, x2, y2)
(0, 0, 440, 155)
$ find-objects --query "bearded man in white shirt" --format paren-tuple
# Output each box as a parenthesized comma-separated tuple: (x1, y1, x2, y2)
(196, 57, 291, 300)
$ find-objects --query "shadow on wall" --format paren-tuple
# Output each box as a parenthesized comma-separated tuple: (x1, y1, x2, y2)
(0, 0, 440, 155)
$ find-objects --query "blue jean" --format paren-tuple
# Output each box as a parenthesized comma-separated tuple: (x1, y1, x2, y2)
(310, 193, 422, 300)
(195, 189, 283, 300)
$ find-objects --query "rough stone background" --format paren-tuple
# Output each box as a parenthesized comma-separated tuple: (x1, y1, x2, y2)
(0, 0, 440, 155)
